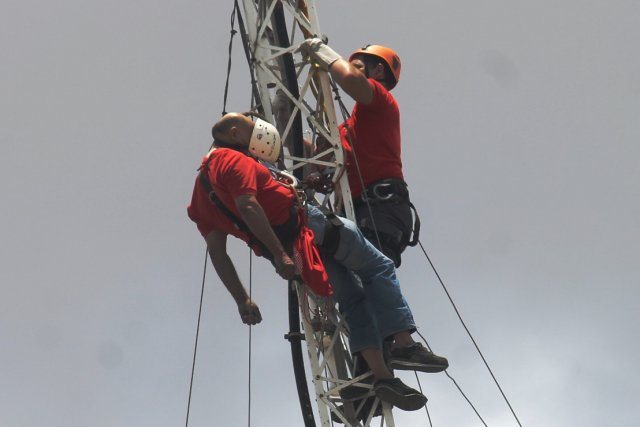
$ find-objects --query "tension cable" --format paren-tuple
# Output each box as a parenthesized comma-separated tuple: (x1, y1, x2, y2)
(222, 1, 239, 116)
(329, 77, 498, 425)
(417, 241, 523, 427)
(185, 249, 209, 427)
(186, 4, 254, 425)
(247, 249, 253, 427)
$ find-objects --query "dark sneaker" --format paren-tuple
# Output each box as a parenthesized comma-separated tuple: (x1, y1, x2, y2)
(339, 357, 373, 400)
(339, 377, 374, 400)
(389, 343, 449, 373)
(374, 378, 427, 411)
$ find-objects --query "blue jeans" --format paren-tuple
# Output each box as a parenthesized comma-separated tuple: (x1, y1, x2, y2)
(306, 205, 416, 353)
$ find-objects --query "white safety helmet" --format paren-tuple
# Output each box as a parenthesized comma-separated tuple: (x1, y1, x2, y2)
(248, 118, 281, 163)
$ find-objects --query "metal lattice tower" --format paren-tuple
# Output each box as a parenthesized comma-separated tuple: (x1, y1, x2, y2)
(239, 1, 394, 425)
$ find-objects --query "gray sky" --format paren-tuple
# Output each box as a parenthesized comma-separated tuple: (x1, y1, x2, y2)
(1, 0, 639, 426)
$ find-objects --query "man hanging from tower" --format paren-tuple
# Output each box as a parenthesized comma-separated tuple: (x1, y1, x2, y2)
(187, 113, 448, 415)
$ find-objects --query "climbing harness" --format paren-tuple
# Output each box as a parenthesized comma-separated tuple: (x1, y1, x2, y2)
(355, 178, 421, 248)
(200, 153, 336, 297)
(269, 163, 344, 259)
(355, 178, 409, 207)
(317, 208, 344, 256)
(197, 160, 299, 258)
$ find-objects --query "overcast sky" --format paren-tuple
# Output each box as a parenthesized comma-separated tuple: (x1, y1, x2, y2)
(1, 0, 639, 426)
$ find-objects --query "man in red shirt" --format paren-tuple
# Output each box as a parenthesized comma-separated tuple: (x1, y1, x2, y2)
(188, 113, 448, 414)
(301, 40, 416, 268)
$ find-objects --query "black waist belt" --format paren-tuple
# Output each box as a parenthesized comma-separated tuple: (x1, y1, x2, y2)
(354, 178, 409, 208)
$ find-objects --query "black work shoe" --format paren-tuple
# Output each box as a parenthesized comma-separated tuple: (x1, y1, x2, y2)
(339, 378, 374, 400)
(389, 343, 449, 373)
(374, 378, 427, 411)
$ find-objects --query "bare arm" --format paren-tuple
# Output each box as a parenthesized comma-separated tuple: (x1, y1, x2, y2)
(206, 230, 262, 325)
(298, 38, 373, 105)
(234, 194, 297, 280)
(328, 58, 374, 105)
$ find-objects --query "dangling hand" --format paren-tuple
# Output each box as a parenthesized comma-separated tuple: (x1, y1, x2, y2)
(238, 299, 262, 325)
(274, 252, 297, 281)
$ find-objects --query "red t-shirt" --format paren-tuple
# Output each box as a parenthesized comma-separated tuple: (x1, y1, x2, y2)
(187, 148, 294, 253)
(339, 79, 403, 198)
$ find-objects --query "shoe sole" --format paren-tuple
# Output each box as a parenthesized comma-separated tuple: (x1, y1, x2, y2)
(374, 386, 427, 411)
(389, 360, 448, 373)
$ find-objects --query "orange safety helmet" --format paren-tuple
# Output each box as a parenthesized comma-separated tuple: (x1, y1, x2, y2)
(349, 44, 401, 89)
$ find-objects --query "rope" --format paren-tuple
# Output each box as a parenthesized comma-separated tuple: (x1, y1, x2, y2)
(329, 77, 351, 120)
(222, 2, 238, 116)
(412, 371, 434, 427)
(342, 124, 383, 251)
(222, 0, 260, 115)
(328, 77, 504, 427)
(417, 241, 523, 427)
(234, 0, 261, 112)
(327, 78, 384, 251)
(187, 5, 252, 424)
(185, 248, 209, 427)
(247, 249, 253, 427)
(416, 331, 488, 427)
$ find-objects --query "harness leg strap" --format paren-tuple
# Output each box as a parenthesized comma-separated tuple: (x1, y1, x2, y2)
(406, 202, 420, 247)
(319, 211, 343, 256)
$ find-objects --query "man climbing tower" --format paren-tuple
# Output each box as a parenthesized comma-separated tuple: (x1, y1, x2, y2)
(187, 113, 448, 413)
(300, 39, 417, 268)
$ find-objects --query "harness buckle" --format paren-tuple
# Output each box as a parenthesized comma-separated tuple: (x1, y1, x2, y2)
(371, 182, 394, 201)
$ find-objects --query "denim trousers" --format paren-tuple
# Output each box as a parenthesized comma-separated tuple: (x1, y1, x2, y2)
(305, 204, 416, 353)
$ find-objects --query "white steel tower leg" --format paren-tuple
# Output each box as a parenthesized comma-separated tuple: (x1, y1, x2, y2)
(239, 1, 393, 425)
